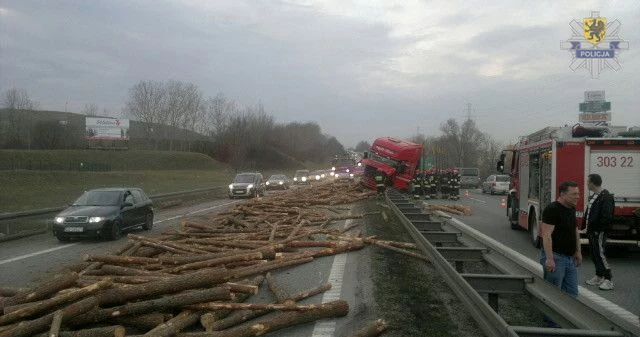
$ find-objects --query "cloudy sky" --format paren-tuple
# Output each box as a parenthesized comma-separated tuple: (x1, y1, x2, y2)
(1, 0, 638, 147)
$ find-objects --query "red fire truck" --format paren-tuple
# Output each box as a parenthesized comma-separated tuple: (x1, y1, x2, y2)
(498, 125, 640, 247)
(361, 137, 423, 191)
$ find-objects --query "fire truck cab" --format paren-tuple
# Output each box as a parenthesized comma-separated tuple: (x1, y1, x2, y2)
(361, 137, 422, 191)
(498, 125, 640, 247)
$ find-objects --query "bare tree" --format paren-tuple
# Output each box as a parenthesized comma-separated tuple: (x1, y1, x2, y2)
(1, 88, 38, 148)
(81, 103, 99, 116)
(125, 80, 166, 149)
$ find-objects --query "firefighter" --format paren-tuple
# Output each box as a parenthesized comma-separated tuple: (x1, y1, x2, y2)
(439, 169, 450, 199)
(426, 169, 437, 199)
(449, 169, 460, 200)
(374, 170, 386, 199)
(420, 172, 430, 200)
(410, 173, 421, 199)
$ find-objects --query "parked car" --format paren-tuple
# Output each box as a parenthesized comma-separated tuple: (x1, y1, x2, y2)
(229, 172, 265, 198)
(481, 174, 510, 194)
(53, 188, 153, 242)
(266, 174, 291, 190)
(293, 170, 310, 184)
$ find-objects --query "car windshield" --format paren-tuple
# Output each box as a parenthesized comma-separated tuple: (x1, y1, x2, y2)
(295, 171, 309, 177)
(269, 175, 285, 180)
(496, 175, 510, 182)
(369, 152, 399, 168)
(73, 191, 121, 206)
(234, 174, 256, 183)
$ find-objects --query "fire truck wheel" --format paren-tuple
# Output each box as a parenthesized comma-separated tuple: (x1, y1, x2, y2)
(529, 212, 541, 248)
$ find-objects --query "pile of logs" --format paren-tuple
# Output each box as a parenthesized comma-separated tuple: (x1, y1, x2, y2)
(0, 182, 401, 337)
(424, 203, 472, 216)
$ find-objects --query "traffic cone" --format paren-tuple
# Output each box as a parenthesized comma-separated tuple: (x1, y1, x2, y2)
(464, 190, 470, 198)
(500, 198, 507, 208)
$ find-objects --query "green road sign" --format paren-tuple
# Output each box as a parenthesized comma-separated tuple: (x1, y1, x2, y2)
(579, 101, 611, 112)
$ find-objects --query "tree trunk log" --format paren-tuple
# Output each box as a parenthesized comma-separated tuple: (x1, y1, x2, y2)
(0, 296, 98, 337)
(347, 319, 389, 337)
(166, 252, 264, 274)
(2, 272, 79, 309)
(265, 272, 291, 303)
(178, 300, 348, 337)
(0, 278, 112, 326)
(49, 309, 64, 337)
(142, 310, 202, 337)
(112, 313, 168, 331)
(84, 254, 160, 265)
(35, 325, 126, 337)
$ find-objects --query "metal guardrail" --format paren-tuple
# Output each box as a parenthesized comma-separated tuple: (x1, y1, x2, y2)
(0, 186, 225, 240)
(384, 189, 639, 337)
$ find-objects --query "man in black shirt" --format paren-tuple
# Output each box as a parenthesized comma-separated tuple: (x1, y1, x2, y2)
(584, 174, 615, 290)
(540, 181, 582, 296)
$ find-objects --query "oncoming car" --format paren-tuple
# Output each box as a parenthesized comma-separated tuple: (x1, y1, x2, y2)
(229, 172, 265, 198)
(482, 174, 510, 195)
(53, 188, 153, 242)
(266, 174, 291, 190)
(310, 170, 327, 181)
(293, 169, 310, 184)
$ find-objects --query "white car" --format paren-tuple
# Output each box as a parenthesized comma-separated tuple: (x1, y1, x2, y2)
(482, 174, 510, 195)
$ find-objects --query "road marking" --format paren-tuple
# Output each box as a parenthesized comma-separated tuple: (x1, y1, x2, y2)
(311, 219, 351, 337)
(0, 244, 80, 266)
(0, 201, 240, 266)
(469, 197, 487, 204)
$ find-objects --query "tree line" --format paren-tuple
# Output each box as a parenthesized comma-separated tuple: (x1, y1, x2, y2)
(0, 84, 345, 170)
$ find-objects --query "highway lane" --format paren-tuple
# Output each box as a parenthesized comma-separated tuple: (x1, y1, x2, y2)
(422, 188, 640, 318)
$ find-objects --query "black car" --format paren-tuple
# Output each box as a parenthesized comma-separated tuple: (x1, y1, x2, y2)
(53, 188, 154, 241)
(228, 172, 266, 198)
(266, 174, 291, 190)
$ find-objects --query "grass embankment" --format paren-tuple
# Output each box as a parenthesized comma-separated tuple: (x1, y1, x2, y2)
(0, 149, 233, 213)
(0, 170, 234, 213)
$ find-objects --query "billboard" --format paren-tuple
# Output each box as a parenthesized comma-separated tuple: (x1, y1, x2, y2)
(85, 117, 129, 140)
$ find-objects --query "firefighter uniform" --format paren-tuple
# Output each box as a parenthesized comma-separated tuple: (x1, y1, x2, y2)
(425, 169, 437, 199)
(375, 172, 386, 198)
(448, 169, 461, 200)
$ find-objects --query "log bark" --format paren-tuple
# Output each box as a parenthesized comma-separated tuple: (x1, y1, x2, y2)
(35, 325, 126, 337)
(96, 267, 229, 306)
(347, 319, 389, 337)
(0, 296, 98, 337)
(265, 272, 291, 303)
(230, 256, 313, 281)
(371, 241, 429, 262)
(84, 254, 160, 265)
(72, 288, 230, 327)
(49, 310, 64, 337)
(166, 251, 264, 274)
(112, 313, 168, 330)
(100, 264, 169, 276)
(142, 310, 202, 337)
(203, 282, 331, 331)
(0, 278, 112, 326)
(2, 272, 79, 308)
(224, 283, 258, 295)
(177, 300, 348, 337)
(0, 287, 24, 297)
(187, 302, 336, 311)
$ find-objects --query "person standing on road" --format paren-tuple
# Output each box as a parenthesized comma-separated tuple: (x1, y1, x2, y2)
(584, 173, 615, 290)
(540, 181, 583, 296)
(374, 170, 386, 199)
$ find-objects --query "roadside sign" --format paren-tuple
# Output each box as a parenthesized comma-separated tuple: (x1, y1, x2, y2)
(579, 101, 611, 112)
(579, 112, 611, 123)
(584, 90, 605, 102)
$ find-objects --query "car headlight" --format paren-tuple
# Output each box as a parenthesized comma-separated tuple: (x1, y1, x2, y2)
(247, 184, 254, 189)
(294, 177, 298, 181)
(229, 184, 234, 189)
(266, 181, 270, 185)
(346, 169, 350, 173)
(278, 181, 283, 185)
(315, 175, 320, 180)
(350, 173, 354, 177)
(330, 172, 334, 176)
(55, 217, 65, 224)
(331, 167, 336, 171)
(89, 217, 104, 223)
(321, 174, 325, 178)
(301, 177, 307, 182)
(358, 162, 362, 167)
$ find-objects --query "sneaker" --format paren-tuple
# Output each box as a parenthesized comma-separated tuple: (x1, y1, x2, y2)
(585, 275, 604, 286)
(599, 279, 614, 290)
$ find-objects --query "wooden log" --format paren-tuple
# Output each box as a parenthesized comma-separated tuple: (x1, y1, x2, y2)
(224, 283, 258, 295)
(79, 275, 165, 285)
(0, 278, 112, 326)
(347, 319, 389, 337)
(187, 302, 336, 311)
(362, 238, 418, 250)
(166, 251, 264, 274)
(49, 310, 64, 337)
(370, 241, 429, 262)
(178, 300, 348, 337)
(112, 313, 168, 330)
(0, 287, 25, 297)
(95, 267, 230, 306)
(129, 234, 210, 254)
(2, 272, 79, 308)
(265, 272, 291, 303)
(100, 264, 169, 276)
(72, 287, 231, 327)
(35, 325, 126, 337)
(84, 254, 160, 265)
(142, 310, 202, 337)
(201, 283, 331, 331)
(0, 296, 98, 337)
(230, 256, 313, 281)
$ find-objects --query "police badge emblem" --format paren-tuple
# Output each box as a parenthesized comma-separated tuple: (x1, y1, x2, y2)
(583, 17, 606, 44)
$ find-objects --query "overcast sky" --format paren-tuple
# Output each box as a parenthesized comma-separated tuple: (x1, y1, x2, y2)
(1, 0, 638, 147)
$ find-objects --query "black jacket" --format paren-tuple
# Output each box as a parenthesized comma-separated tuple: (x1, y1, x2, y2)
(584, 189, 615, 233)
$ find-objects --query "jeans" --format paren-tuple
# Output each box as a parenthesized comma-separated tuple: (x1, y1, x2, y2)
(540, 250, 579, 327)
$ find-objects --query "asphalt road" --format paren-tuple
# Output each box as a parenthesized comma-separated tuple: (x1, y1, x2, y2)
(0, 187, 377, 336)
(421, 188, 640, 318)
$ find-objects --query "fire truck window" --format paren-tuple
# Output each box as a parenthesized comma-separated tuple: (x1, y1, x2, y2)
(529, 154, 540, 200)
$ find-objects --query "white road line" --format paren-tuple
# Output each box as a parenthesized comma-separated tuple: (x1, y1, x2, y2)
(311, 219, 351, 337)
(0, 244, 80, 266)
(0, 201, 239, 266)
(469, 197, 487, 204)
